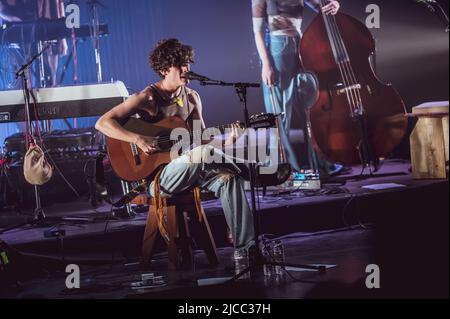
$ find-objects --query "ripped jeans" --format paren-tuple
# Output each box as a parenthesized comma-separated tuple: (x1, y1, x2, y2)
(148, 145, 256, 249)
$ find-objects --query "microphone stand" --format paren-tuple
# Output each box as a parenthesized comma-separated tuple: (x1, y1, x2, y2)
(194, 76, 326, 279)
(15, 44, 51, 223)
(198, 78, 260, 251)
(87, 0, 106, 82)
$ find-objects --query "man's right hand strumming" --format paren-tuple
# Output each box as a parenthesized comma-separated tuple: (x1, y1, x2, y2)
(135, 135, 158, 155)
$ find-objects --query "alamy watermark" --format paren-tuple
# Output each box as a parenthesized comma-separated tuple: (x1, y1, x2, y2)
(65, 4, 80, 29)
(365, 264, 381, 289)
(366, 4, 381, 29)
(65, 264, 80, 289)
(164, 120, 281, 175)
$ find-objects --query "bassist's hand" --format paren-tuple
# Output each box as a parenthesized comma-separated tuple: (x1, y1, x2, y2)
(262, 63, 275, 87)
(135, 135, 158, 155)
(322, 1, 340, 15)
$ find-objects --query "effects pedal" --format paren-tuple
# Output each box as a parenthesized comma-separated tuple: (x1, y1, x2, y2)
(292, 170, 321, 190)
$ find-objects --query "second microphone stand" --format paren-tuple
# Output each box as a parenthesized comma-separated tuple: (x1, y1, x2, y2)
(197, 78, 260, 227)
(87, 0, 106, 82)
(15, 45, 51, 223)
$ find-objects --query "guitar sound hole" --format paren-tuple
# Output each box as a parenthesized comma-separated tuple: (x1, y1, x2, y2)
(156, 132, 174, 151)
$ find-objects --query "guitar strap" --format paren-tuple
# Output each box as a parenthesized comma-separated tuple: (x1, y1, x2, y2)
(153, 167, 204, 244)
(153, 168, 170, 243)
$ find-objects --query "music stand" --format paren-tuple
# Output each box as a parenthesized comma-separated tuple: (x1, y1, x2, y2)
(191, 75, 326, 279)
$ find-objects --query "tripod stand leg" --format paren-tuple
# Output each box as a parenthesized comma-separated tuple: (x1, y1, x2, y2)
(33, 185, 46, 222)
(355, 112, 378, 170)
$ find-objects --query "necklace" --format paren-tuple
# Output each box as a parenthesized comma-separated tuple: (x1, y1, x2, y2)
(157, 83, 184, 107)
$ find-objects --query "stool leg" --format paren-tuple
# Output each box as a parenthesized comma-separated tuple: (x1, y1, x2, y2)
(141, 205, 159, 266)
(166, 206, 178, 271)
(142, 205, 179, 271)
(190, 207, 219, 267)
(177, 210, 194, 270)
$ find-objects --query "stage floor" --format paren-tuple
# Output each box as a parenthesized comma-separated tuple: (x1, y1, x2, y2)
(0, 159, 448, 299)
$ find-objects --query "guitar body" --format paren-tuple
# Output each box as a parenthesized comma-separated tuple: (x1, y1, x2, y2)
(106, 116, 187, 182)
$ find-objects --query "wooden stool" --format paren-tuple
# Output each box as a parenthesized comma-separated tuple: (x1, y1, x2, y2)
(141, 191, 219, 270)
(410, 101, 449, 179)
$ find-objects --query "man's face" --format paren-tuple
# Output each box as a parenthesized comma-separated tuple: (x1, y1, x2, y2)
(162, 64, 190, 86)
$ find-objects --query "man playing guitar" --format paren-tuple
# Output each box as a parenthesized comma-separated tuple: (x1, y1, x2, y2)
(95, 38, 257, 262)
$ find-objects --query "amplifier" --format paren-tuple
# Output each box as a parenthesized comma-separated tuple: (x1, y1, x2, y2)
(1, 128, 124, 209)
(4, 128, 104, 159)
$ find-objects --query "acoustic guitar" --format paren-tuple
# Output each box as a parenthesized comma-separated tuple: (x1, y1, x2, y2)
(106, 113, 277, 182)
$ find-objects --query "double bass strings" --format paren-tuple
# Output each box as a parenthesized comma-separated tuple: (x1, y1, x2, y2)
(329, 14, 363, 114)
(319, 0, 363, 115)
(321, 5, 357, 113)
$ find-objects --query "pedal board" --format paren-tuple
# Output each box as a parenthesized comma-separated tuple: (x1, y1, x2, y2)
(292, 170, 321, 190)
(244, 169, 322, 191)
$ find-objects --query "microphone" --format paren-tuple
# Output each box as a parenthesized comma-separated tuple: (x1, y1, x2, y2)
(182, 71, 211, 82)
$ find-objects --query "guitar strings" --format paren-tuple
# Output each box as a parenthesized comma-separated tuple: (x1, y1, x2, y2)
(143, 123, 245, 145)
(131, 116, 273, 150)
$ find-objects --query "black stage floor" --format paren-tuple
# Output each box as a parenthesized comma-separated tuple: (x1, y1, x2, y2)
(0, 160, 448, 299)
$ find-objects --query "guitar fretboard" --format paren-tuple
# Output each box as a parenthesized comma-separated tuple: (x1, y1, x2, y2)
(190, 123, 245, 141)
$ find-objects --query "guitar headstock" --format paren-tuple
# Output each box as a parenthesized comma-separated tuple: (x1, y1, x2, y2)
(249, 113, 277, 129)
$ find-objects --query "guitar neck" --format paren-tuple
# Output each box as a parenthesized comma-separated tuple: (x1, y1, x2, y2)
(191, 123, 245, 140)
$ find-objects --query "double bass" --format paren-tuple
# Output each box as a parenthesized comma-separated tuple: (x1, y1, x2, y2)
(300, 1, 408, 168)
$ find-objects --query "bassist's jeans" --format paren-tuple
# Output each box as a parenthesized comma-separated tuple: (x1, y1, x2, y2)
(262, 34, 335, 173)
(148, 147, 256, 249)
(263, 35, 302, 171)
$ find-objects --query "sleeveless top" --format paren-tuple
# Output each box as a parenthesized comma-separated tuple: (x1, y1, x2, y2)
(137, 85, 203, 131)
(252, 0, 304, 37)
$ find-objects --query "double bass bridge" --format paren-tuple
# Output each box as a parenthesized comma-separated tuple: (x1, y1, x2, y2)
(335, 84, 362, 96)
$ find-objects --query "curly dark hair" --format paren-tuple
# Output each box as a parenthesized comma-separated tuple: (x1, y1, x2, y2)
(149, 39, 194, 77)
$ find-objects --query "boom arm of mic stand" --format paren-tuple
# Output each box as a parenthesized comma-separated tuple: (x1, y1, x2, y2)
(198, 79, 260, 88)
(15, 43, 50, 79)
